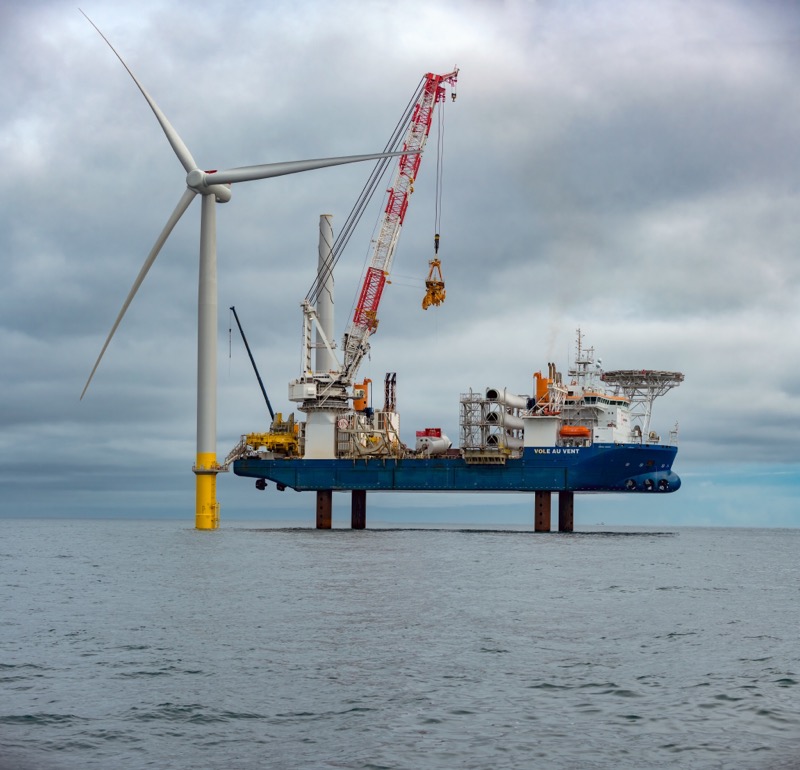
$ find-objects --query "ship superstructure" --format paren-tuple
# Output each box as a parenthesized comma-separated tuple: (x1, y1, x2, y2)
(230, 328, 684, 528)
(458, 331, 682, 463)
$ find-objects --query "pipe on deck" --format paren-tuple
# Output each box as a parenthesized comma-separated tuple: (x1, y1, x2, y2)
(486, 387, 529, 410)
(486, 409, 525, 431)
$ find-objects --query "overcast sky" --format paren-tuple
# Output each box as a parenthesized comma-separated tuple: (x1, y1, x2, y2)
(2, 0, 800, 528)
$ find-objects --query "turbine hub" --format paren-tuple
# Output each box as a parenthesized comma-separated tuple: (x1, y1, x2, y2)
(186, 169, 232, 203)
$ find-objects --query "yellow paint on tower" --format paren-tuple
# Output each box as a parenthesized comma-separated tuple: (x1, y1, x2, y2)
(195, 452, 220, 530)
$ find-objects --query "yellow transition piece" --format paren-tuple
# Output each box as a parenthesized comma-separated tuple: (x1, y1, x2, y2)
(195, 452, 220, 530)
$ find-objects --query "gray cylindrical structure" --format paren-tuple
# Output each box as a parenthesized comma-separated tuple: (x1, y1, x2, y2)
(486, 387, 529, 410)
(316, 214, 335, 374)
(486, 409, 525, 431)
(487, 433, 524, 450)
(197, 193, 218, 455)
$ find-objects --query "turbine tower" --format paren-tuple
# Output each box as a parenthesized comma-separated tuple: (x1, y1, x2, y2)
(80, 13, 415, 529)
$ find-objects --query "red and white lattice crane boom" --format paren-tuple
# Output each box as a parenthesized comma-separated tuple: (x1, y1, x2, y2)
(340, 68, 458, 383)
(290, 69, 457, 435)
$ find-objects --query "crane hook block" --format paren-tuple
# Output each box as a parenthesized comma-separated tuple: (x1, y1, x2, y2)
(422, 258, 446, 310)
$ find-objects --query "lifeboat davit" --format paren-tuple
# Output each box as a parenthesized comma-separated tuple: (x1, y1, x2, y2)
(559, 425, 591, 439)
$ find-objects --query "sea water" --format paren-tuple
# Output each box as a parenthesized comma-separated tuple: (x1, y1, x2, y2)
(1, 519, 798, 769)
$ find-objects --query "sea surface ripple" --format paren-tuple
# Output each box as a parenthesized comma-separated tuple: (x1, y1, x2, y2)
(1, 519, 798, 769)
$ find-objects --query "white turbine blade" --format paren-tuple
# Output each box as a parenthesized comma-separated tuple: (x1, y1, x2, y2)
(81, 188, 198, 400)
(206, 150, 420, 186)
(80, 10, 198, 174)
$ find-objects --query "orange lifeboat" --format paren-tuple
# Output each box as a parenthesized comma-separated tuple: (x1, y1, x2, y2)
(559, 425, 591, 439)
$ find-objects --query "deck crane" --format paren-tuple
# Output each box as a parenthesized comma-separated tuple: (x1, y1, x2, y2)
(341, 69, 458, 383)
(288, 69, 458, 458)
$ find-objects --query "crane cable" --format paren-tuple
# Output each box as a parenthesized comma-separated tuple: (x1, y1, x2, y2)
(434, 95, 445, 253)
(422, 100, 447, 310)
(305, 77, 426, 307)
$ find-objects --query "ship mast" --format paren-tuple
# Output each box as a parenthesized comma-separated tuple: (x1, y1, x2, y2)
(569, 328, 602, 389)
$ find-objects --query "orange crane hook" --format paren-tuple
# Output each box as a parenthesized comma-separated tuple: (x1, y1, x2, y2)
(422, 244, 446, 310)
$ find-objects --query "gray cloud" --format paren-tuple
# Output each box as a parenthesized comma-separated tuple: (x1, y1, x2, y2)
(2, 0, 800, 525)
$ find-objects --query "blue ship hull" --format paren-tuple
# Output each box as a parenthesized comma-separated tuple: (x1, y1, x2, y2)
(233, 443, 680, 493)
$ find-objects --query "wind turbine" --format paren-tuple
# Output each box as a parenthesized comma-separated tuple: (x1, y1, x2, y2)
(80, 13, 416, 529)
